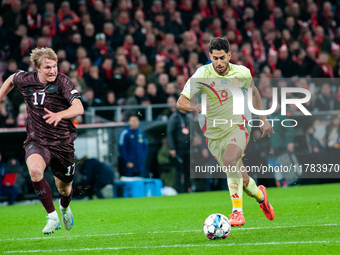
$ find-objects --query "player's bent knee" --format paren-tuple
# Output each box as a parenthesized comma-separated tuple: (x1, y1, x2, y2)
(57, 185, 72, 196)
(28, 167, 44, 181)
(222, 157, 238, 168)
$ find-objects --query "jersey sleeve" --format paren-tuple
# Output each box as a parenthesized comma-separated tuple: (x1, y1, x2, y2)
(59, 74, 81, 104)
(12, 70, 27, 90)
(241, 66, 252, 90)
(180, 67, 205, 99)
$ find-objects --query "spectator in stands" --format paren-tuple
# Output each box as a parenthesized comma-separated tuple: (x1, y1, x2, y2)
(127, 73, 147, 97)
(314, 83, 339, 111)
(276, 44, 295, 78)
(296, 123, 324, 164)
(314, 26, 332, 54)
(137, 54, 153, 78)
(284, 16, 300, 40)
(81, 87, 102, 112)
(90, 0, 106, 33)
(130, 45, 141, 65)
(269, 101, 295, 157)
(146, 82, 166, 119)
(335, 86, 340, 109)
(84, 65, 106, 100)
(11, 37, 31, 64)
(241, 48, 254, 76)
(59, 60, 71, 75)
(311, 52, 334, 78)
(127, 63, 139, 85)
(244, 128, 270, 181)
(330, 43, 340, 68)
(16, 103, 27, 128)
(99, 57, 114, 88)
(142, 33, 157, 66)
(97, 90, 116, 121)
(251, 30, 266, 65)
(57, 1, 80, 25)
(92, 33, 112, 63)
(1, 0, 23, 33)
(187, 52, 200, 76)
(118, 116, 148, 177)
(81, 23, 96, 53)
(103, 22, 122, 50)
(157, 138, 176, 188)
(292, 48, 309, 77)
(148, 62, 165, 84)
(58, 14, 77, 41)
(324, 114, 340, 165)
(76, 157, 115, 199)
(65, 33, 82, 64)
(125, 86, 148, 120)
(168, 66, 178, 82)
(0, 152, 19, 205)
(157, 73, 169, 93)
(80, 57, 92, 78)
(165, 11, 186, 42)
(174, 74, 185, 91)
(165, 83, 180, 100)
(165, 33, 180, 59)
(115, 11, 130, 36)
(167, 108, 191, 193)
(0, 97, 14, 128)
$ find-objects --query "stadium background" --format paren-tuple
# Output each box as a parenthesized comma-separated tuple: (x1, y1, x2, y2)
(0, 0, 340, 200)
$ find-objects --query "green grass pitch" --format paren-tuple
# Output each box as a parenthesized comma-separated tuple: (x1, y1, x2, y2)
(1, 183, 340, 254)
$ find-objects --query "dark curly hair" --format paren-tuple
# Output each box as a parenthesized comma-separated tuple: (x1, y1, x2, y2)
(209, 38, 230, 54)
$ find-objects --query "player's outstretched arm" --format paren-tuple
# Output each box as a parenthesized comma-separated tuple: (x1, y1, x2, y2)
(43, 98, 84, 126)
(250, 81, 274, 138)
(0, 74, 14, 102)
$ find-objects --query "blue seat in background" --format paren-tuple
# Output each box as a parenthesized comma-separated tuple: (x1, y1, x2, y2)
(114, 178, 163, 198)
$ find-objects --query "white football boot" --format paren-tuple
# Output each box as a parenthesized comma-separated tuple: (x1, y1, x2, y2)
(59, 200, 74, 230)
(42, 216, 61, 235)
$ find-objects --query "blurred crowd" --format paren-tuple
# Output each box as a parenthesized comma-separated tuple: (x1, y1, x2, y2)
(0, 0, 340, 127)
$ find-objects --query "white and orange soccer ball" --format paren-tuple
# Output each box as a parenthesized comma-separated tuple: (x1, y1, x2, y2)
(203, 213, 231, 240)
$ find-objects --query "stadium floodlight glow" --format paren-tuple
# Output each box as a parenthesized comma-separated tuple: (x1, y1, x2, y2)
(201, 85, 312, 116)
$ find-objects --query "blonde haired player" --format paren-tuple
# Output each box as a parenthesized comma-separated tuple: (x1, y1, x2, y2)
(177, 38, 275, 226)
(0, 47, 84, 234)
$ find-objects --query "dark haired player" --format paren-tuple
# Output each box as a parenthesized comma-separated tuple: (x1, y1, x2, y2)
(0, 47, 84, 234)
(177, 38, 275, 226)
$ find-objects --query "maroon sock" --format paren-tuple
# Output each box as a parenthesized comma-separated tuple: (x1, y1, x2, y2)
(32, 179, 55, 213)
(59, 187, 73, 208)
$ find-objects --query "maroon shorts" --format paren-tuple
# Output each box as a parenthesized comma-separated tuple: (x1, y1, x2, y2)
(25, 142, 76, 183)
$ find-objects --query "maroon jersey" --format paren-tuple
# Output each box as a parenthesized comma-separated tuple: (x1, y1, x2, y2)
(13, 71, 81, 148)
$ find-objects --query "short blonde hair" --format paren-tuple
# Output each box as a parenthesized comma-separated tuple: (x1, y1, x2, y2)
(30, 47, 58, 68)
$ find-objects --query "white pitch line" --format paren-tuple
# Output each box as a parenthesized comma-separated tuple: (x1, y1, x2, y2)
(0, 224, 337, 242)
(4, 240, 340, 254)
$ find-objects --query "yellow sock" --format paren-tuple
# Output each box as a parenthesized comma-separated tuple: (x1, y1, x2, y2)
(231, 198, 243, 209)
(244, 177, 264, 202)
(227, 170, 243, 212)
(254, 189, 262, 201)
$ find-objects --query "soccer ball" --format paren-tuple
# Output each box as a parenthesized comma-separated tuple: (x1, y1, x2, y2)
(203, 213, 231, 239)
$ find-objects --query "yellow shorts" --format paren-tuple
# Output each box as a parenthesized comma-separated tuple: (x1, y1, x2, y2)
(206, 125, 250, 167)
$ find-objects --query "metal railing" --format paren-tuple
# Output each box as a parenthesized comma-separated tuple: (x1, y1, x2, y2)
(85, 103, 177, 123)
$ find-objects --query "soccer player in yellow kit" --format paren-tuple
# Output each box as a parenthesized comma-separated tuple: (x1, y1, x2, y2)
(177, 38, 275, 226)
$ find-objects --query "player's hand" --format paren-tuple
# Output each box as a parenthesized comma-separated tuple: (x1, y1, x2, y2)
(127, 162, 134, 168)
(169, 150, 176, 158)
(195, 103, 210, 113)
(260, 120, 274, 138)
(43, 108, 62, 127)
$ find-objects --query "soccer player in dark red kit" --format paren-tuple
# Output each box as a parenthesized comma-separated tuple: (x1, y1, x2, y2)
(0, 48, 84, 234)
